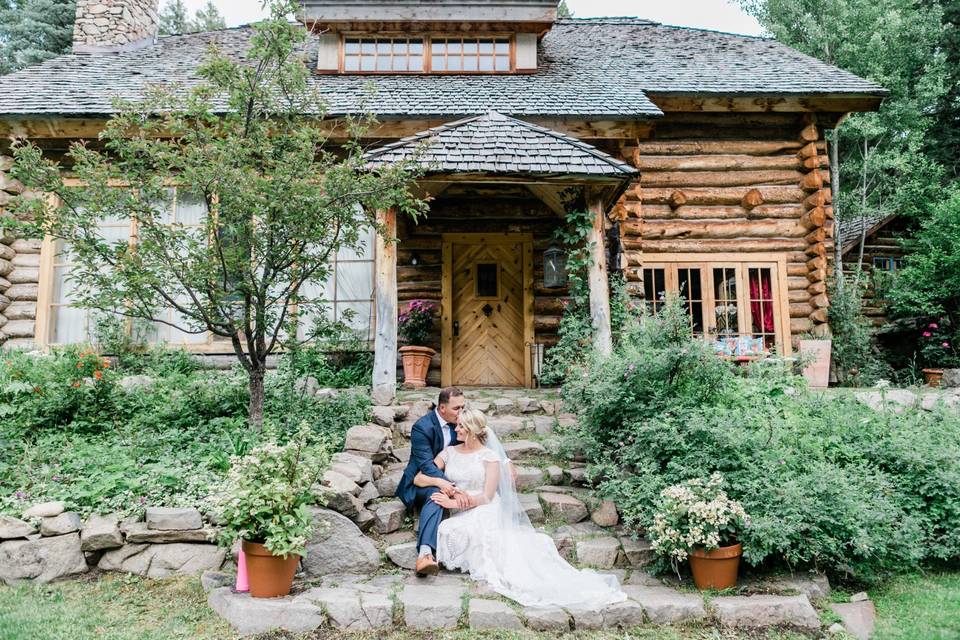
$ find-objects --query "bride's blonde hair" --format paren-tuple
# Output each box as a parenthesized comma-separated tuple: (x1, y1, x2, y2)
(458, 408, 489, 445)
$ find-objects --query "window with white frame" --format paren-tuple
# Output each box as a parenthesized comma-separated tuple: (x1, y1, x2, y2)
(641, 258, 789, 355)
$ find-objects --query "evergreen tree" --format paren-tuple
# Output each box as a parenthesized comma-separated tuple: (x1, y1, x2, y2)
(159, 0, 226, 36)
(557, 0, 573, 19)
(925, 0, 960, 180)
(0, 0, 76, 75)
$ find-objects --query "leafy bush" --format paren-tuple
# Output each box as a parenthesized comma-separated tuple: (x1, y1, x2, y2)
(213, 424, 331, 557)
(398, 299, 436, 346)
(564, 296, 960, 582)
(0, 347, 368, 519)
(829, 274, 893, 385)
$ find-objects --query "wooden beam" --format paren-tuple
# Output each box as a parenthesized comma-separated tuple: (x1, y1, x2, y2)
(586, 189, 612, 356)
(372, 207, 397, 405)
(525, 184, 566, 216)
(647, 94, 884, 114)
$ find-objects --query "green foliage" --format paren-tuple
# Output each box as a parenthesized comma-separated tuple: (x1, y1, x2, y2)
(556, 0, 573, 19)
(4, 0, 426, 425)
(0, 348, 368, 519)
(213, 424, 330, 557)
(158, 0, 226, 36)
(829, 274, 892, 385)
(397, 299, 436, 346)
(565, 296, 960, 582)
(0, 0, 76, 75)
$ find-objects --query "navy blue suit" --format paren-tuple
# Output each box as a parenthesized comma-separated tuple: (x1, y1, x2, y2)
(396, 410, 459, 554)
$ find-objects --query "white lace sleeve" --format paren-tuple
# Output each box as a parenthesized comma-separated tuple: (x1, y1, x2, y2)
(479, 448, 499, 464)
(439, 448, 450, 465)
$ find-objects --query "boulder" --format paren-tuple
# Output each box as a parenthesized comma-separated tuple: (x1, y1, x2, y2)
(712, 594, 820, 629)
(576, 536, 621, 569)
(516, 397, 542, 413)
(302, 508, 380, 577)
(623, 585, 707, 624)
(401, 583, 465, 629)
(40, 512, 82, 537)
(300, 586, 393, 630)
(830, 600, 876, 640)
(373, 501, 406, 534)
(569, 607, 604, 630)
(590, 500, 619, 527)
(80, 514, 123, 551)
(407, 400, 432, 422)
(545, 465, 564, 484)
(22, 501, 64, 519)
(208, 587, 324, 637)
(0, 515, 35, 540)
(358, 482, 379, 505)
(492, 398, 516, 415)
(200, 569, 233, 593)
(540, 492, 588, 524)
(941, 368, 960, 388)
(294, 376, 320, 398)
(619, 536, 654, 568)
(565, 466, 588, 485)
(145, 507, 203, 531)
(501, 440, 547, 460)
(344, 424, 392, 462)
(518, 493, 544, 523)
(122, 522, 216, 544)
(329, 463, 364, 485)
(374, 467, 404, 497)
(322, 469, 361, 497)
(371, 405, 396, 428)
(332, 452, 374, 484)
(514, 466, 545, 491)
(601, 599, 645, 628)
(487, 416, 527, 437)
(326, 490, 365, 520)
(0, 533, 88, 584)
(386, 542, 418, 570)
(98, 543, 225, 578)
(119, 375, 153, 390)
(468, 598, 523, 630)
(392, 446, 411, 463)
(533, 416, 555, 435)
(353, 507, 376, 532)
(523, 606, 570, 631)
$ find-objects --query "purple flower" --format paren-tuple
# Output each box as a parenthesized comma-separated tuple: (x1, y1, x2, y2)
(628, 364, 636, 371)
(930, 322, 939, 329)
(14, 491, 27, 499)
(51, 475, 61, 482)
(138, 496, 146, 505)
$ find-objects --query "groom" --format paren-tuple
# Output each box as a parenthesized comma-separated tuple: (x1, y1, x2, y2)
(396, 386, 469, 576)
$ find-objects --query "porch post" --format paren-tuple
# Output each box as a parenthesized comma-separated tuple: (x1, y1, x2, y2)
(586, 190, 613, 356)
(372, 207, 397, 406)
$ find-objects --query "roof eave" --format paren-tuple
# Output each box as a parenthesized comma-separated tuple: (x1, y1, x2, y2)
(646, 91, 886, 114)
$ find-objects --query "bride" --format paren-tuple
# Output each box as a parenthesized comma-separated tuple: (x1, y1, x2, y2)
(413, 408, 626, 609)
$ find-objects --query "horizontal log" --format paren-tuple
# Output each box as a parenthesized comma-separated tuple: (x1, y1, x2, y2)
(791, 317, 814, 334)
(397, 250, 441, 265)
(789, 289, 812, 303)
(787, 263, 809, 277)
(805, 243, 826, 259)
(810, 308, 829, 323)
(804, 189, 832, 208)
(632, 140, 805, 156)
(535, 315, 561, 332)
(800, 170, 823, 191)
(631, 203, 805, 220)
(634, 154, 802, 171)
(807, 256, 827, 270)
(788, 276, 811, 290)
(639, 186, 807, 206)
(642, 169, 804, 188)
(805, 228, 826, 244)
(808, 281, 826, 295)
(653, 112, 808, 126)
(535, 298, 566, 315)
(811, 293, 830, 308)
(800, 207, 826, 229)
(624, 238, 808, 253)
(800, 123, 819, 142)
(397, 265, 440, 283)
(791, 302, 815, 318)
(629, 218, 807, 240)
(808, 267, 827, 283)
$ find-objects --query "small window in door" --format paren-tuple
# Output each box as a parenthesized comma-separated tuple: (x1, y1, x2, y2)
(476, 263, 499, 298)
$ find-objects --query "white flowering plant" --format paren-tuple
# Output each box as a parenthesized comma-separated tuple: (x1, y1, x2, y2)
(213, 424, 331, 558)
(649, 472, 749, 566)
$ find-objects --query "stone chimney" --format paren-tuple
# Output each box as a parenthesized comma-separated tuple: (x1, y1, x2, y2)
(73, 0, 161, 53)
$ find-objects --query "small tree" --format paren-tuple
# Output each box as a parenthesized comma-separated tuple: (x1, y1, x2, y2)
(6, 0, 426, 428)
(159, 0, 226, 36)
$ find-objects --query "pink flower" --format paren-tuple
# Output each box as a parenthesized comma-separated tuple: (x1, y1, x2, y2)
(923, 331, 932, 337)
(930, 323, 939, 329)
(944, 342, 951, 349)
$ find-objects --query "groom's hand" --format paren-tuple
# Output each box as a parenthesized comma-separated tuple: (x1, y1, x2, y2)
(452, 489, 470, 510)
(437, 480, 458, 498)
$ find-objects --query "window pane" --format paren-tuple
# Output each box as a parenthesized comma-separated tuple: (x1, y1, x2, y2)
(476, 263, 498, 297)
(409, 55, 423, 70)
(463, 41, 477, 54)
(344, 40, 360, 54)
(463, 56, 478, 71)
(410, 41, 423, 54)
(478, 40, 494, 53)
(495, 55, 510, 71)
(336, 261, 373, 301)
(52, 305, 87, 344)
(361, 40, 375, 54)
(175, 191, 206, 226)
(642, 267, 666, 314)
(447, 56, 462, 71)
(478, 56, 494, 71)
(337, 301, 373, 338)
(374, 56, 392, 71)
(360, 56, 375, 71)
(748, 267, 776, 350)
(495, 40, 510, 54)
(677, 268, 704, 334)
(712, 267, 738, 337)
(344, 56, 360, 71)
(446, 40, 462, 54)
(337, 227, 375, 261)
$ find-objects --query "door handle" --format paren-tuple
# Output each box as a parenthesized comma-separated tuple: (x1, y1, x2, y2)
(453, 320, 460, 336)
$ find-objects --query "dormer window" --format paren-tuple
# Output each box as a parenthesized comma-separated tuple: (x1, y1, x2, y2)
(337, 35, 515, 74)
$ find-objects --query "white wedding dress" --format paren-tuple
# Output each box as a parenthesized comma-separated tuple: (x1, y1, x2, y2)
(435, 444, 627, 609)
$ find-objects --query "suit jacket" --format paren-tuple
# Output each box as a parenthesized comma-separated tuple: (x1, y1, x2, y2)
(396, 410, 460, 507)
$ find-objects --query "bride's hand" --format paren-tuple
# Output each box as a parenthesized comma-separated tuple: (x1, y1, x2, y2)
(429, 492, 458, 509)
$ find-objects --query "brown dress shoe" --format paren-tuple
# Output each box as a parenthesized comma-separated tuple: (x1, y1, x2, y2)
(415, 554, 439, 577)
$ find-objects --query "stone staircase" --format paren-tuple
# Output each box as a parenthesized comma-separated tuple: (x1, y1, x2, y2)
(208, 387, 844, 636)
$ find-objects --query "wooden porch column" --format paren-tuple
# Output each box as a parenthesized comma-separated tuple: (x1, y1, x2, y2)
(372, 207, 397, 406)
(586, 190, 613, 356)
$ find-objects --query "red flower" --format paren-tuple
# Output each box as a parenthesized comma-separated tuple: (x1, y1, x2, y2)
(923, 331, 932, 337)
(93, 370, 103, 381)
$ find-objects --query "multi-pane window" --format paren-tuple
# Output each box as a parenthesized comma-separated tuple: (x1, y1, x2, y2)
(340, 35, 512, 73)
(641, 260, 787, 354)
(343, 37, 425, 72)
(296, 227, 376, 342)
(43, 188, 209, 346)
(430, 38, 510, 72)
(872, 256, 902, 271)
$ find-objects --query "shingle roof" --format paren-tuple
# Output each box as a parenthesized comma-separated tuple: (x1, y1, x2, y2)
(0, 17, 886, 119)
(363, 111, 638, 177)
(840, 212, 897, 253)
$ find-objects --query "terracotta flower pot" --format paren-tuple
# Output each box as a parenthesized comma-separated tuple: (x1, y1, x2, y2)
(689, 542, 742, 591)
(922, 368, 945, 388)
(400, 345, 436, 388)
(242, 540, 299, 598)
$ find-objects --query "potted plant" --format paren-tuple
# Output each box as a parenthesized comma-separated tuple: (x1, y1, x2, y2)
(918, 321, 959, 387)
(214, 424, 330, 598)
(649, 472, 750, 591)
(398, 299, 436, 388)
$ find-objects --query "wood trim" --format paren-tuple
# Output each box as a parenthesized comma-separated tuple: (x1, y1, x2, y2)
(372, 207, 398, 404)
(440, 239, 453, 388)
(647, 93, 884, 114)
(522, 239, 534, 388)
(34, 230, 57, 349)
(337, 32, 516, 74)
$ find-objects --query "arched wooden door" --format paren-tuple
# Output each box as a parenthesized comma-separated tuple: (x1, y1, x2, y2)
(441, 234, 533, 387)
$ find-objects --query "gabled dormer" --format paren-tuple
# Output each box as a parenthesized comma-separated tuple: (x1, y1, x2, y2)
(300, 0, 560, 74)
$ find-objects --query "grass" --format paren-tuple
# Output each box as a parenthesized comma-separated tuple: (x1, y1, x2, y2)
(871, 570, 960, 640)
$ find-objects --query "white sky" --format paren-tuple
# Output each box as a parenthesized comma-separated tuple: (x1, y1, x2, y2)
(175, 0, 765, 37)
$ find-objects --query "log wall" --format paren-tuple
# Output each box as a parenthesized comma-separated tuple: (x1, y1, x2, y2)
(840, 218, 909, 327)
(618, 112, 836, 339)
(0, 156, 42, 349)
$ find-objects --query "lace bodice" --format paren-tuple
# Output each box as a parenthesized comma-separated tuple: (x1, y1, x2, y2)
(440, 446, 499, 494)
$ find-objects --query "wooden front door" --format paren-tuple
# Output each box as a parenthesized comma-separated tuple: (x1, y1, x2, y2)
(441, 234, 533, 387)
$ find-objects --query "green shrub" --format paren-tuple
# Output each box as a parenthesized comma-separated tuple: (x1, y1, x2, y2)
(564, 296, 960, 582)
(829, 274, 893, 386)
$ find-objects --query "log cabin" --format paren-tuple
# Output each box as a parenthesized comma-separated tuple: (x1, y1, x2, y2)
(0, 0, 886, 402)
(839, 213, 907, 328)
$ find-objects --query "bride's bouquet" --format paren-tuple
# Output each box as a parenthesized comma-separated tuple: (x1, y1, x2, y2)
(648, 472, 749, 566)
